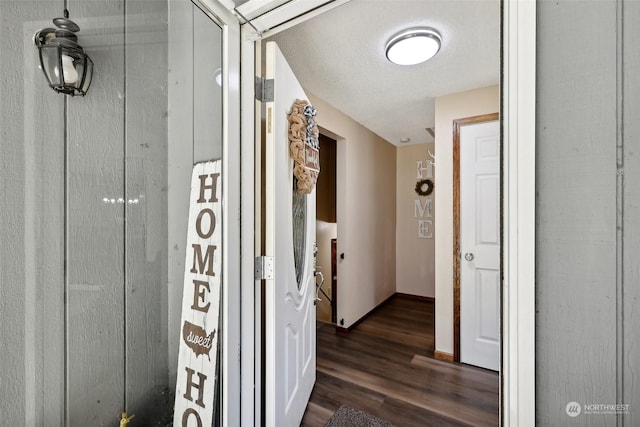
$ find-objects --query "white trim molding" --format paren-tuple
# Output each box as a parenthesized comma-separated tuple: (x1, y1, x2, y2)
(235, 0, 352, 38)
(191, 1, 243, 425)
(240, 25, 259, 427)
(502, 0, 536, 425)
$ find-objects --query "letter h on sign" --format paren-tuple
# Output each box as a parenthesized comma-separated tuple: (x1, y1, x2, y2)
(416, 160, 433, 179)
(197, 173, 220, 203)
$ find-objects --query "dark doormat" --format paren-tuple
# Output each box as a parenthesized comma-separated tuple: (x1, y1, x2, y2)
(324, 405, 397, 427)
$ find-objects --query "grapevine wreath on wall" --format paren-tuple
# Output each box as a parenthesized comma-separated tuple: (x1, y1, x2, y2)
(415, 178, 434, 196)
(288, 99, 320, 194)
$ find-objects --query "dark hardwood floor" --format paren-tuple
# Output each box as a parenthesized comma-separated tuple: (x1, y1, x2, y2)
(301, 295, 499, 427)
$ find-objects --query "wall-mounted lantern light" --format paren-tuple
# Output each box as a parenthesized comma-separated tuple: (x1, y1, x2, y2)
(33, 10, 93, 96)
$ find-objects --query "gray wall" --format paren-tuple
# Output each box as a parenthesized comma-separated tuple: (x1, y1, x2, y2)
(537, 0, 639, 424)
(0, 0, 170, 425)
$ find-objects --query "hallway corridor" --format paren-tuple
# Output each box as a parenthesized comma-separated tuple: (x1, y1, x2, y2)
(301, 295, 499, 426)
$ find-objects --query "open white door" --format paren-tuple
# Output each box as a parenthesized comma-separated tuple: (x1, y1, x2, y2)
(460, 119, 500, 372)
(263, 41, 317, 427)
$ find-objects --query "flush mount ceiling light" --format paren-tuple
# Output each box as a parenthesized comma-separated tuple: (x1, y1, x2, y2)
(385, 27, 441, 66)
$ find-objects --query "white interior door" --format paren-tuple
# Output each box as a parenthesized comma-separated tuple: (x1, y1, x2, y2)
(264, 41, 317, 427)
(460, 120, 500, 372)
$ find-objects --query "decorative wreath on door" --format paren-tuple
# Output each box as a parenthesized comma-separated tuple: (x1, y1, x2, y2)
(288, 99, 320, 194)
(415, 179, 434, 196)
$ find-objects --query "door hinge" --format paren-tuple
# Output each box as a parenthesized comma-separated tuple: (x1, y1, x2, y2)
(254, 256, 274, 280)
(255, 76, 274, 102)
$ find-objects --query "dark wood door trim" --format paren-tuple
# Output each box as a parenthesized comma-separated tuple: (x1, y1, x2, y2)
(453, 112, 499, 363)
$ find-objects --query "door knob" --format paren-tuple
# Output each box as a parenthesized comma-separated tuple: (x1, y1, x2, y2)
(464, 252, 475, 261)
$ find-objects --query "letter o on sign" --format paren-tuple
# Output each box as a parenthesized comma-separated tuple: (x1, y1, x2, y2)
(182, 408, 203, 427)
(196, 208, 216, 239)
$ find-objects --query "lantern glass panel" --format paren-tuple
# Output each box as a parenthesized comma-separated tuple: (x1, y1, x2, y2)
(63, 48, 85, 89)
(73, 60, 84, 90)
(39, 44, 63, 86)
(81, 57, 93, 94)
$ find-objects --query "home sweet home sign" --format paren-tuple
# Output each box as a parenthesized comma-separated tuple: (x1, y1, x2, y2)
(174, 161, 222, 426)
(415, 159, 434, 238)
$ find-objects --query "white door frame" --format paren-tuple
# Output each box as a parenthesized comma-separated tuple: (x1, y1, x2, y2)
(236, 1, 536, 426)
(190, 1, 242, 425)
(502, 1, 536, 425)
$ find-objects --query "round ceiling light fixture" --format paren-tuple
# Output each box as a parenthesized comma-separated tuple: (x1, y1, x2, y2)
(385, 27, 441, 66)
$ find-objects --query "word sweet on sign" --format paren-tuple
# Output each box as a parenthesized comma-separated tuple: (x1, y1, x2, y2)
(183, 321, 215, 360)
(174, 161, 222, 427)
(415, 159, 434, 239)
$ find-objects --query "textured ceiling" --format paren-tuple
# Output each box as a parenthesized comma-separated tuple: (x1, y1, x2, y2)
(266, 0, 500, 146)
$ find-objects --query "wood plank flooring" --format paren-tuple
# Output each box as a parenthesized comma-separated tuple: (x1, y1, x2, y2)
(301, 295, 499, 427)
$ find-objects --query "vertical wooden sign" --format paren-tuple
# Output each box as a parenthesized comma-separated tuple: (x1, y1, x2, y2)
(415, 159, 434, 239)
(174, 161, 222, 427)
